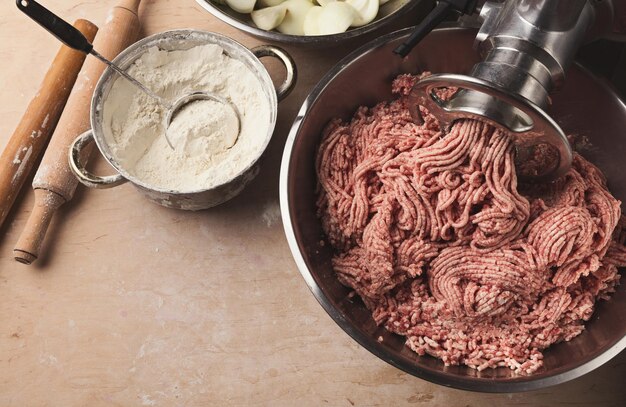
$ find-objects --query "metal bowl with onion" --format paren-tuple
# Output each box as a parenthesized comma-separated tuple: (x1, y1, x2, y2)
(194, 0, 423, 44)
(279, 26, 626, 392)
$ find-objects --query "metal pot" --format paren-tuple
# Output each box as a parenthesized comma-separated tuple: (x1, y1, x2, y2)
(69, 29, 296, 210)
(193, 0, 424, 45)
(280, 27, 626, 392)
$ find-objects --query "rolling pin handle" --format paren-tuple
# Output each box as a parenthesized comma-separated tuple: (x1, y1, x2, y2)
(13, 188, 65, 265)
(16, 0, 94, 54)
(14, 0, 141, 265)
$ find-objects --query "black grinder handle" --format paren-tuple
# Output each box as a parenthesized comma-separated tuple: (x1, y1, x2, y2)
(16, 0, 94, 54)
(394, 0, 478, 57)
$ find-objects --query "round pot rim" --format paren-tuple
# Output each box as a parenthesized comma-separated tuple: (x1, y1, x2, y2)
(91, 29, 278, 195)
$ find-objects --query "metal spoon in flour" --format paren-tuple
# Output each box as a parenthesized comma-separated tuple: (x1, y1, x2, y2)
(17, 0, 241, 149)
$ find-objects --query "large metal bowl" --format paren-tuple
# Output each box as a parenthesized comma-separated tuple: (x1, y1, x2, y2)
(280, 27, 626, 392)
(194, 0, 423, 45)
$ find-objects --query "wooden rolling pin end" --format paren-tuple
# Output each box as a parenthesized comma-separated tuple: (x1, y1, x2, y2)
(14, 0, 141, 264)
(13, 189, 65, 265)
(14, 251, 37, 265)
(0, 19, 97, 229)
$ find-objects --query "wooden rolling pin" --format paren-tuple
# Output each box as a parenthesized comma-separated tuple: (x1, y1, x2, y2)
(14, 0, 142, 265)
(0, 19, 98, 230)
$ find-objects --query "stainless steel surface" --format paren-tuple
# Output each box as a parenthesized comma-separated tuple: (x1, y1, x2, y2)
(409, 0, 603, 180)
(409, 73, 572, 181)
(475, 0, 594, 95)
(280, 26, 626, 392)
(194, 0, 421, 45)
(68, 129, 127, 189)
(251, 45, 297, 100)
(79, 29, 296, 210)
(517, 0, 588, 32)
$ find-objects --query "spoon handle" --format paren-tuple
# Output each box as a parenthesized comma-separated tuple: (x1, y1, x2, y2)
(16, 0, 93, 54)
(17, 0, 167, 107)
(90, 49, 170, 108)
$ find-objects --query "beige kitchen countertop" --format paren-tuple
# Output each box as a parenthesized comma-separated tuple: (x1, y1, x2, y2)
(0, 1, 624, 406)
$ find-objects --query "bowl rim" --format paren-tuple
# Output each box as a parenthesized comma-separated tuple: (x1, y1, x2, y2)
(91, 29, 278, 195)
(279, 25, 626, 392)
(194, 0, 421, 44)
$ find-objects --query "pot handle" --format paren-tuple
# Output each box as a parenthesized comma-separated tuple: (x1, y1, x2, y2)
(68, 129, 127, 189)
(252, 45, 297, 102)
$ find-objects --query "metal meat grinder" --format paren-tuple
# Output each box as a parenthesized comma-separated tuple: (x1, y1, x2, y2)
(396, 0, 626, 181)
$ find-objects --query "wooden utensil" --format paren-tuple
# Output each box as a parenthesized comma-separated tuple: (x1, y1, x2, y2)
(14, 0, 142, 265)
(0, 19, 97, 230)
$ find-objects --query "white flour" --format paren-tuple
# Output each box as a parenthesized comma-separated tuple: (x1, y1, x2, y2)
(103, 44, 271, 191)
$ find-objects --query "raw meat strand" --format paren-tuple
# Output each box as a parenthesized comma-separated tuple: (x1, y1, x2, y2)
(316, 73, 625, 374)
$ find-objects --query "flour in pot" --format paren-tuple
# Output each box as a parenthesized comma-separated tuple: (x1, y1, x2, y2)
(103, 43, 271, 191)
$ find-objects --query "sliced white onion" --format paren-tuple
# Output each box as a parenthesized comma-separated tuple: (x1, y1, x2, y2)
(346, 0, 378, 27)
(257, 0, 287, 6)
(303, 6, 324, 35)
(225, 0, 256, 14)
(277, 0, 315, 35)
(251, 4, 287, 30)
(317, 2, 357, 35)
